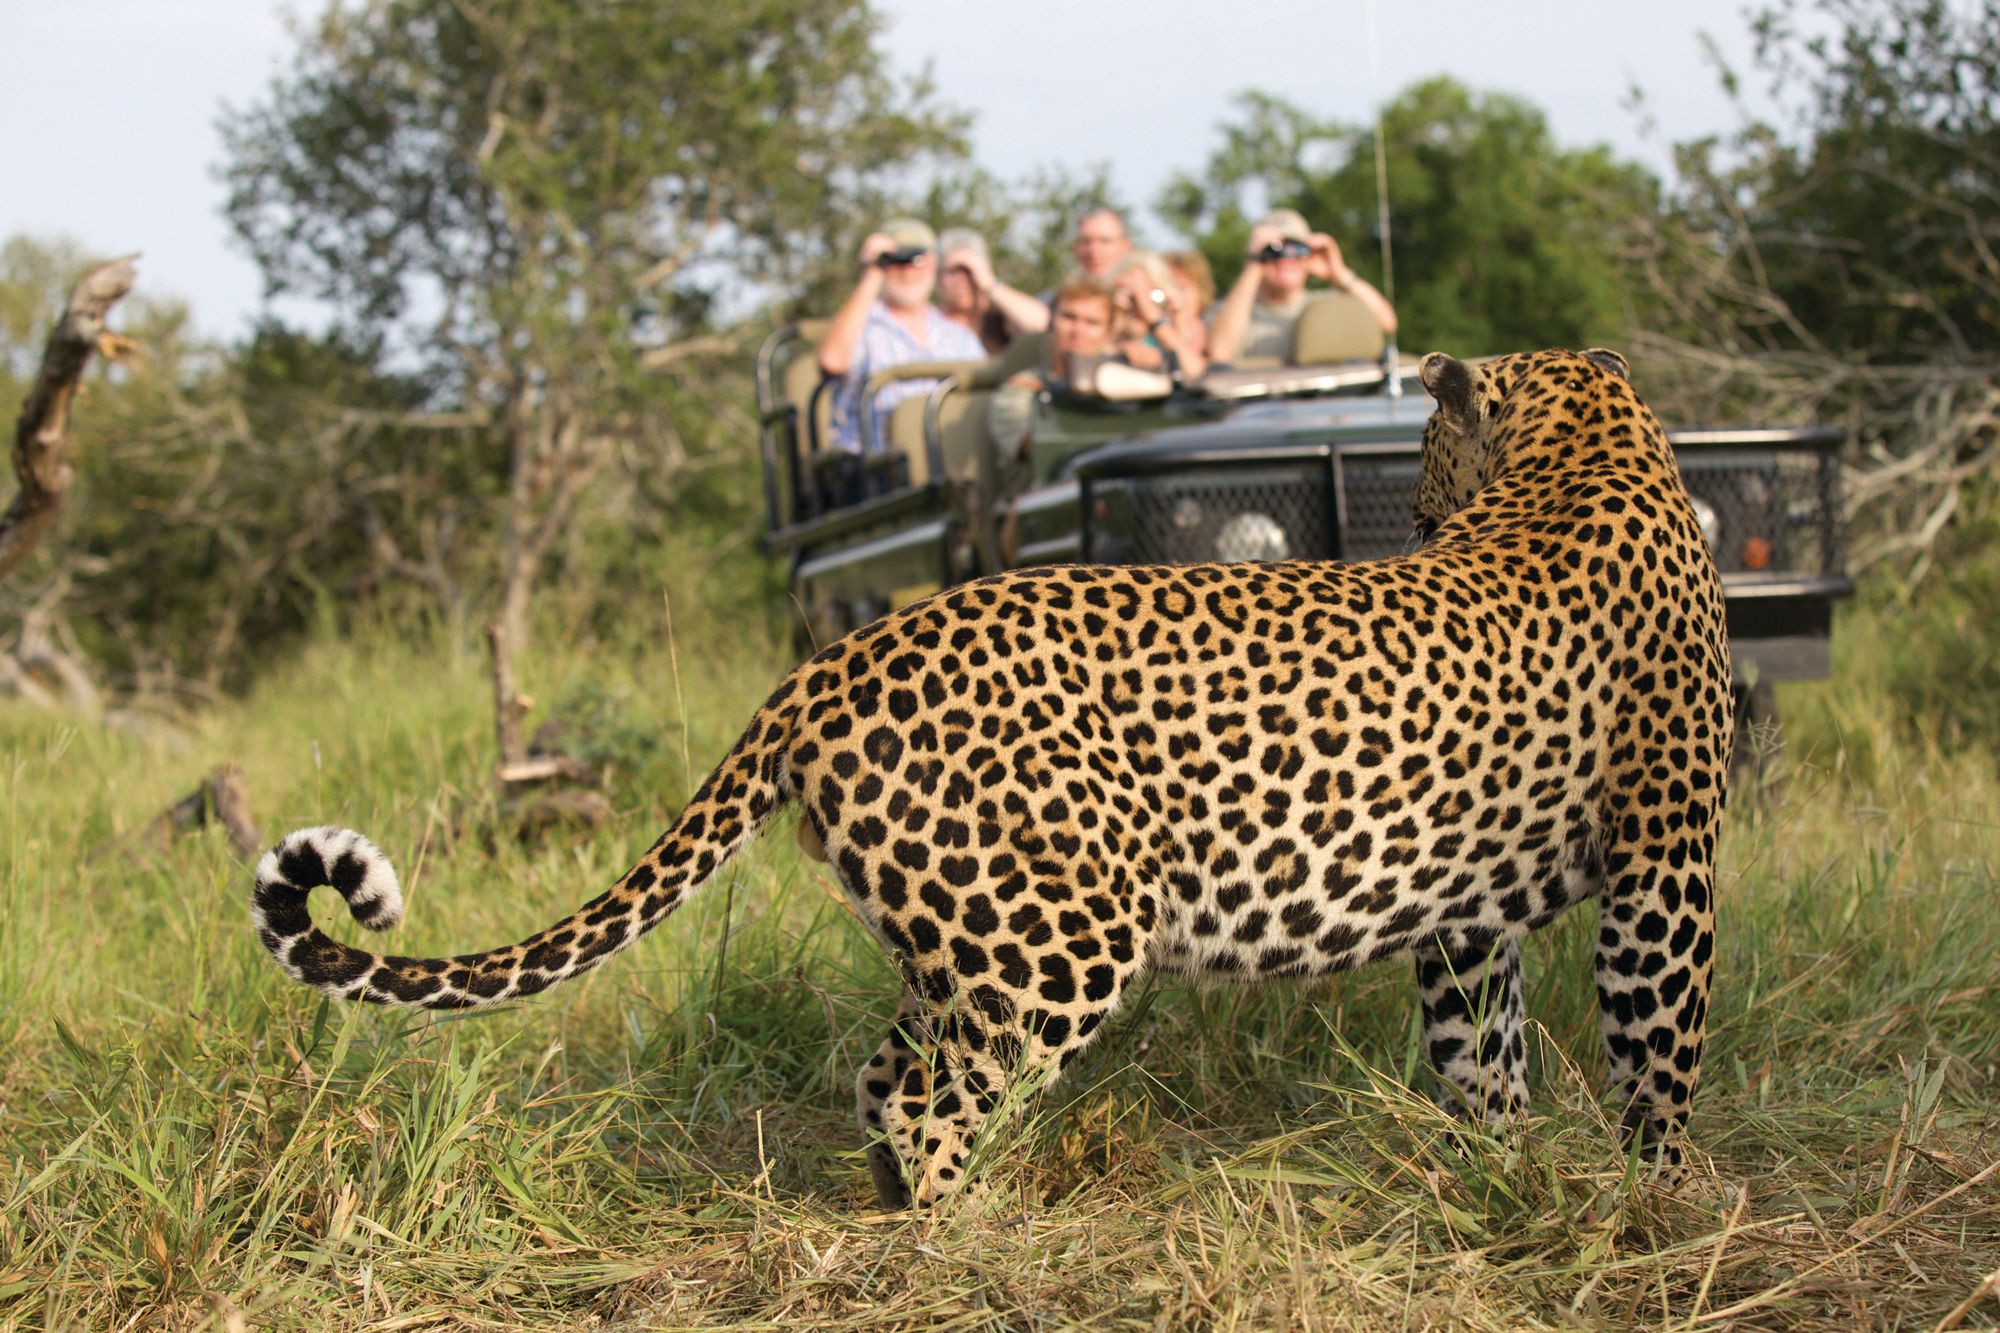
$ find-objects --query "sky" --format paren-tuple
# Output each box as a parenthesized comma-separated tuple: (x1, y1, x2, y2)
(0, 0, 1789, 343)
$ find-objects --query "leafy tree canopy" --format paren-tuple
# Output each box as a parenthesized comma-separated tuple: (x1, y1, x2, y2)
(1667, 0, 2000, 361)
(221, 0, 965, 385)
(1159, 77, 1661, 356)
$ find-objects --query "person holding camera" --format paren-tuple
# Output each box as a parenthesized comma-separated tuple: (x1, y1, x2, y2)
(1107, 252, 1208, 381)
(1205, 208, 1397, 366)
(817, 218, 986, 456)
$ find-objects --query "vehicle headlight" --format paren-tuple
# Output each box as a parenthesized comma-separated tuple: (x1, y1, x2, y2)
(1689, 495, 1720, 551)
(1215, 511, 1291, 562)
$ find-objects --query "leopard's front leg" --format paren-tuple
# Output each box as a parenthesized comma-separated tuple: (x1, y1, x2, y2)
(1595, 831, 1716, 1170)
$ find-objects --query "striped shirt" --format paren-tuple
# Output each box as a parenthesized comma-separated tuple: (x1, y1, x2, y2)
(829, 302, 986, 453)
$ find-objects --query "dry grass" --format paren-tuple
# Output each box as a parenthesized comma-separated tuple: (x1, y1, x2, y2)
(3, 594, 1998, 1331)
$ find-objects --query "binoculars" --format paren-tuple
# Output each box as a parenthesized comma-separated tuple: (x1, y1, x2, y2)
(1254, 239, 1313, 263)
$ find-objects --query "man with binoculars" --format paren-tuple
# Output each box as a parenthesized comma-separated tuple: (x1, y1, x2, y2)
(1206, 208, 1398, 366)
(818, 217, 987, 460)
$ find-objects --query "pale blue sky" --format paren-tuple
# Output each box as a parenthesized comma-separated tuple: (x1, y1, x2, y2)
(0, 0, 1792, 342)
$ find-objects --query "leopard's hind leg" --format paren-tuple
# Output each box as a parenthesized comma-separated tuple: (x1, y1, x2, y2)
(1414, 935, 1529, 1124)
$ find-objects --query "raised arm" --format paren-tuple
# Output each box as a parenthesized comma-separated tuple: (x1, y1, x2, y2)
(1112, 267, 1207, 380)
(1205, 223, 1281, 365)
(959, 248, 1050, 337)
(1310, 233, 1397, 337)
(817, 233, 894, 377)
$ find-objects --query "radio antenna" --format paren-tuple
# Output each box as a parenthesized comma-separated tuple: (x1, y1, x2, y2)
(1366, 0, 1395, 307)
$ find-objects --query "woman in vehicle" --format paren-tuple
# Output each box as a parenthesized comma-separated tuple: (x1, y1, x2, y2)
(1108, 251, 1208, 382)
(937, 227, 1049, 354)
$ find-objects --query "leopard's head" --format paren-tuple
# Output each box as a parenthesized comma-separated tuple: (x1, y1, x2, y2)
(1410, 347, 1630, 542)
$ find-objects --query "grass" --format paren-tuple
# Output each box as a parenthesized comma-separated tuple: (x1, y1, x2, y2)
(4, 589, 1999, 1331)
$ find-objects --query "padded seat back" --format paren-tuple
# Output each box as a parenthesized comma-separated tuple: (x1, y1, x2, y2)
(933, 384, 997, 487)
(884, 395, 933, 484)
(780, 319, 833, 454)
(1291, 293, 1384, 366)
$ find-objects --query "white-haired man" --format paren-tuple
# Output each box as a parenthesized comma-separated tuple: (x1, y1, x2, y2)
(817, 218, 986, 473)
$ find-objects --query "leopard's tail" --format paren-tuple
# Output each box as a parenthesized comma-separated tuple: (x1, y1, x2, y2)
(251, 687, 801, 1010)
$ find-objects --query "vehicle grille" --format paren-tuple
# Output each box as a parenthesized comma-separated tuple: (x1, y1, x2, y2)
(1085, 441, 1841, 576)
(1337, 446, 1844, 575)
(1332, 454, 1422, 561)
(1678, 450, 1842, 576)
(1085, 463, 1334, 565)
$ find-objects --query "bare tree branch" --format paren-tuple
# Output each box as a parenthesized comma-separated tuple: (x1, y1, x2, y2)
(1, 255, 138, 581)
(123, 764, 264, 861)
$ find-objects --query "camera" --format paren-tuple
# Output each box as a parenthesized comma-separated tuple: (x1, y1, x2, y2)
(874, 246, 928, 268)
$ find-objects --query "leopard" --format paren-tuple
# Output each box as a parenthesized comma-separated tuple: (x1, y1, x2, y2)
(252, 346, 1730, 1208)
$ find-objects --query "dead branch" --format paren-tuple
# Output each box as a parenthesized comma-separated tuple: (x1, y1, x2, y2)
(485, 618, 533, 769)
(3, 573, 99, 715)
(125, 764, 264, 860)
(1, 255, 138, 581)
(637, 331, 741, 372)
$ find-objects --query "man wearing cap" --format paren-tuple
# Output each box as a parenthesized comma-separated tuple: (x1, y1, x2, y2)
(1206, 208, 1397, 365)
(817, 219, 987, 465)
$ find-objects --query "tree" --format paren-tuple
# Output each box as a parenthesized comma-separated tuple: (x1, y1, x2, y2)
(0, 237, 481, 701)
(221, 0, 962, 771)
(1659, 0, 1999, 363)
(1626, 0, 2000, 583)
(1158, 79, 1662, 355)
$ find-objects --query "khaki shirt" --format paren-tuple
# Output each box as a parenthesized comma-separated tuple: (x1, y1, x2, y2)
(1218, 293, 1309, 364)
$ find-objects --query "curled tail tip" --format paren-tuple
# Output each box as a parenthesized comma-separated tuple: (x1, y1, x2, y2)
(255, 825, 405, 932)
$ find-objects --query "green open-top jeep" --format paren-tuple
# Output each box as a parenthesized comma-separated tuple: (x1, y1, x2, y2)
(754, 299, 1848, 749)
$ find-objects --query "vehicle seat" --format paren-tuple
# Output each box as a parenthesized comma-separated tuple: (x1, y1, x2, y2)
(754, 319, 830, 523)
(780, 320, 833, 454)
(931, 381, 997, 487)
(862, 357, 988, 488)
(884, 395, 932, 484)
(992, 332, 1049, 386)
(1291, 293, 1385, 366)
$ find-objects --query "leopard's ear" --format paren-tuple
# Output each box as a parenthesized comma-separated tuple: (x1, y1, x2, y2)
(1419, 353, 1475, 432)
(1581, 347, 1629, 380)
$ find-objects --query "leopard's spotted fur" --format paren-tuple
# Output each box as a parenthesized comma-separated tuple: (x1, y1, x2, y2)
(253, 347, 1729, 1207)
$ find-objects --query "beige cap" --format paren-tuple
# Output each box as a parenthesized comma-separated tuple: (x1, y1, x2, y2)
(1258, 208, 1312, 243)
(880, 217, 938, 253)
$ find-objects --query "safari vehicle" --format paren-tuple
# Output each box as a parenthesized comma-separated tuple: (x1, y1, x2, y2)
(753, 294, 1849, 743)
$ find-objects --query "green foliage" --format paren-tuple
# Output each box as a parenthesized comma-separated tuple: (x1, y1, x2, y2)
(202, 0, 968, 721)
(1, 237, 524, 693)
(1666, 0, 2000, 360)
(221, 0, 964, 369)
(1158, 79, 1660, 355)
(1814, 507, 2000, 757)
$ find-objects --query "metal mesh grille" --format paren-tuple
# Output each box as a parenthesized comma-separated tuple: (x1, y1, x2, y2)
(1091, 443, 1840, 574)
(1088, 463, 1333, 564)
(1677, 451, 1839, 576)
(1336, 456, 1422, 561)
(1339, 448, 1841, 574)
